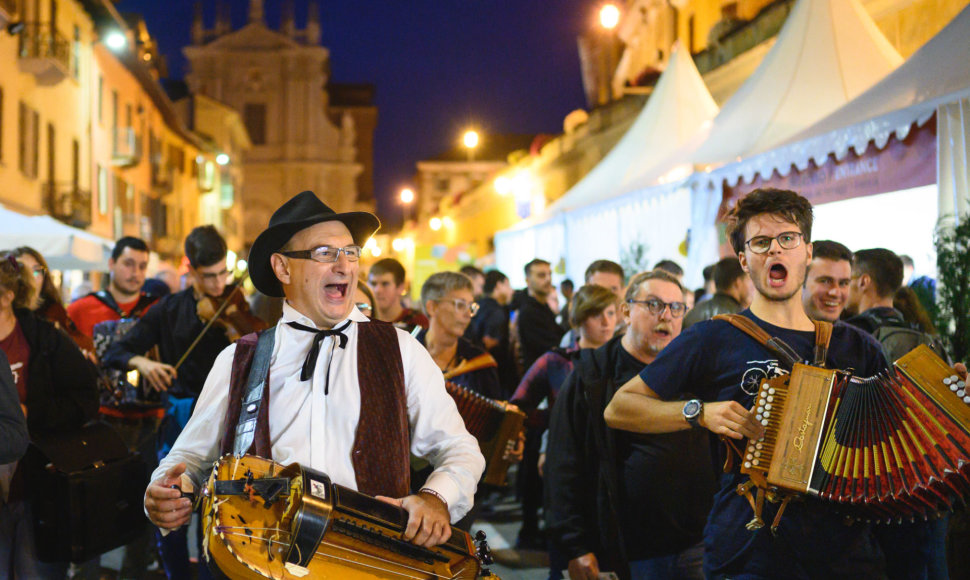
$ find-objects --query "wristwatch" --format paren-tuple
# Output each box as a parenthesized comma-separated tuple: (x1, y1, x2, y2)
(683, 399, 703, 429)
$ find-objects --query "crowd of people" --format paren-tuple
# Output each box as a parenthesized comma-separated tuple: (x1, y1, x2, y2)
(0, 186, 967, 580)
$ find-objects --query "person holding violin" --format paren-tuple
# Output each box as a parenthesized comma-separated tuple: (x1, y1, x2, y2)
(103, 225, 264, 580)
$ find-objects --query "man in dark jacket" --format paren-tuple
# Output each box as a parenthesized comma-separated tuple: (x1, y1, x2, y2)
(545, 270, 715, 580)
(682, 257, 751, 329)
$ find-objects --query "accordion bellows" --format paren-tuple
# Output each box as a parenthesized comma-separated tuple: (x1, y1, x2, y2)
(741, 345, 970, 522)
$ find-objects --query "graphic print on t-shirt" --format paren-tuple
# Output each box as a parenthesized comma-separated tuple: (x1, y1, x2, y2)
(739, 359, 786, 396)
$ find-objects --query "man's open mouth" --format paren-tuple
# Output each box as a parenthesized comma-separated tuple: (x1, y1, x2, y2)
(324, 283, 348, 299)
(768, 263, 788, 287)
(654, 327, 671, 338)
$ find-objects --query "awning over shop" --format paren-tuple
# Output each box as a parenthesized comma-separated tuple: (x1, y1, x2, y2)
(0, 204, 113, 270)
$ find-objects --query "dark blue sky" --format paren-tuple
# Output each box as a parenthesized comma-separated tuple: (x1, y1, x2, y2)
(119, 0, 591, 226)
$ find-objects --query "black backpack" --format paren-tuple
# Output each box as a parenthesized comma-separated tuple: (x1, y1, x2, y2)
(856, 310, 951, 364)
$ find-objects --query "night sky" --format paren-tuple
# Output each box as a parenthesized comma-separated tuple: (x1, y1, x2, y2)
(119, 0, 592, 227)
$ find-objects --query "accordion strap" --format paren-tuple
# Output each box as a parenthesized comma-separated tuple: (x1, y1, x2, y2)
(713, 314, 833, 369)
(812, 320, 833, 367)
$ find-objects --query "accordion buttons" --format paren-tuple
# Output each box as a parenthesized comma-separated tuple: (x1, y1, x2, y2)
(952, 384, 960, 392)
(944, 377, 952, 385)
(744, 461, 752, 468)
(755, 443, 763, 450)
(768, 387, 776, 395)
(958, 389, 966, 398)
(761, 419, 769, 426)
(963, 395, 970, 404)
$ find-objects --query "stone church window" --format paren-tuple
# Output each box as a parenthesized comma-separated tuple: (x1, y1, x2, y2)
(244, 103, 267, 145)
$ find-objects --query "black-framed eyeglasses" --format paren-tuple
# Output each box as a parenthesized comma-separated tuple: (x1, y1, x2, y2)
(744, 231, 804, 254)
(279, 245, 362, 263)
(437, 298, 479, 317)
(627, 297, 687, 318)
(198, 269, 231, 282)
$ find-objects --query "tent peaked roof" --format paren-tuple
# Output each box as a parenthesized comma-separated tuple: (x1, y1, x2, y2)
(691, 0, 902, 165)
(787, 4, 970, 145)
(546, 43, 717, 215)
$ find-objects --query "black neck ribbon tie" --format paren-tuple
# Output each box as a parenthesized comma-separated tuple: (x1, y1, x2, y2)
(287, 320, 351, 393)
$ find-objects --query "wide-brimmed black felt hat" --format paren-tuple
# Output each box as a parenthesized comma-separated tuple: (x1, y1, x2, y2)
(249, 191, 380, 297)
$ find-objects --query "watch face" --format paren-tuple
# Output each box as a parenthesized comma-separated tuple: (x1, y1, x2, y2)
(684, 400, 701, 418)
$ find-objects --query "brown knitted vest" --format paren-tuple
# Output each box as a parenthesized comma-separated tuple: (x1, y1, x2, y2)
(219, 320, 410, 498)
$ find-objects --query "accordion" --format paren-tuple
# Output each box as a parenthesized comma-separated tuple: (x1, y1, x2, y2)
(202, 454, 498, 579)
(444, 380, 525, 486)
(741, 345, 970, 525)
(92, 318, 161, 409)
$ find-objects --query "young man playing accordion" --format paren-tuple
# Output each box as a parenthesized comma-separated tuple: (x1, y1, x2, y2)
(605, 188, 967, 578)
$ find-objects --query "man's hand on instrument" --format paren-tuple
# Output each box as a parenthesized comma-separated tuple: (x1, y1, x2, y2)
(700, 401, 764, 440)
(567, 552, 601, 580)
(376, 490, 452, 548)
(145, 463, 193, 530)
(132, 356, 177, 392)
(954, 362, 967, 382)
(503, 428, 526, 463)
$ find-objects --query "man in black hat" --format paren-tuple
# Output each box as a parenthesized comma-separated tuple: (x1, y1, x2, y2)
(144, 191, 485, 552)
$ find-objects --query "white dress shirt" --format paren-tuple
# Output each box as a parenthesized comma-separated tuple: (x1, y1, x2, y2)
(152, 302, 485, 522)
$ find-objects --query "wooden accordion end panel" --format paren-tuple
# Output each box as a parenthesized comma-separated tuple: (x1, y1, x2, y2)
(202, 455, 497, 579)
(444, 381, 525, 486)
(741, 345, 970, 522)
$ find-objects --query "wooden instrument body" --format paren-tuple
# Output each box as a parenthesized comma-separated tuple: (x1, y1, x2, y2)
(740, 345, 970, 521)
(444, 381, 525, 486)
(203, 454, 488, 579)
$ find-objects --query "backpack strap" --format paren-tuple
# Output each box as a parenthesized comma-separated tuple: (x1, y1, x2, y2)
(89, 290, 157, 319)
(712, 314, 803, 369)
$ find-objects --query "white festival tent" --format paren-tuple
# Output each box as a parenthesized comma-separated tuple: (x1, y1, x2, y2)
(0, 204, 113, 270)
(695, 4, 970, 280)
(646, 0, 905, 286)
(495, 43, 718, 287)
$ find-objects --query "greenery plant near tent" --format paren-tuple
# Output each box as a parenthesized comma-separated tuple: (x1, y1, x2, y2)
(933, 212, 970, 363)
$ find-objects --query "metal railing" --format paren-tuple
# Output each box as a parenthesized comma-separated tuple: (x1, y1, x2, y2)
(18, 22, 73, 75)
(112, 127, 141, 167)
(43, 182, 92, 228)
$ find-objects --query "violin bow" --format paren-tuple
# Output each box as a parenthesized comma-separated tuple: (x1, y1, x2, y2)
(174, 271, 249, 371)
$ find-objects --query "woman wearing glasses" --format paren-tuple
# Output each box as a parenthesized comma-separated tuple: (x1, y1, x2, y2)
(9, 247, 92, 357)
(415, 271, 501, 400)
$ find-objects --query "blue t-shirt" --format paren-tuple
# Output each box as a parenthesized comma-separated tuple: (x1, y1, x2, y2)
(639, 310, 889, 579)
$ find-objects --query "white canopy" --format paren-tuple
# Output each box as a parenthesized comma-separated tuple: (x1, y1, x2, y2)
(0, 204, 113, 270)
(709, 4, 970, 204)
(545, 43, 718, 215)
(690, 0, 902, 167)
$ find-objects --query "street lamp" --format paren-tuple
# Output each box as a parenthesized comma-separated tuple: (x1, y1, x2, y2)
(598, 3, 621, 104)
(105, 31, 127, 51)
(462, 130, 479, 161)
(400, 187, 414, 204)
(599, 3, 620, 30)
(429, 217, 442, 231)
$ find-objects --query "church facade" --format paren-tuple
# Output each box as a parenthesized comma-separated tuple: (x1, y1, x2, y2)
(183, 0, 374, 247)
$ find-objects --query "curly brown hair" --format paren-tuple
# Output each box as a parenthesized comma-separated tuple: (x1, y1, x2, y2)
(0, 252, 37, 310)
(726, 188, 813, 255)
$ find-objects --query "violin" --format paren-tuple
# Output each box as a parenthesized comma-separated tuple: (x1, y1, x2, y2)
(196, 283, 267, 342)
(175, 280, 268, 371)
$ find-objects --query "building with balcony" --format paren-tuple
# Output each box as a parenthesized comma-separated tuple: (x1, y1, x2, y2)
(0, 0, 94, 223)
